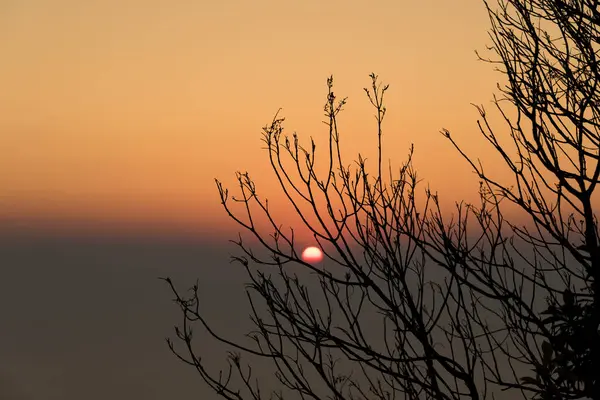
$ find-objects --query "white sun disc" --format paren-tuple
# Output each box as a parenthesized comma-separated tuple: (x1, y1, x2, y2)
(301, 246, 323, 263)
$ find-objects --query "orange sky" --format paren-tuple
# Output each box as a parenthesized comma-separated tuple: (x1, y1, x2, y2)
(0, 0, 511, 241)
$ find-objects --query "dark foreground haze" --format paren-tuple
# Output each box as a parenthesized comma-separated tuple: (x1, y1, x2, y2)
(0, 235, 251, 400)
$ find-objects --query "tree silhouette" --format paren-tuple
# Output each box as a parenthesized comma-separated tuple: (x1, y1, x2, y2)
(163, 1, 600, 399)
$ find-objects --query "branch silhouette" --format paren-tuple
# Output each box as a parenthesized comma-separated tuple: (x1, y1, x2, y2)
(163, 1, 600, 399)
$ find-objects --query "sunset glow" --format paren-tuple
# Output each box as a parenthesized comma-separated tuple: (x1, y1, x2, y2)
(0, 1, 500, 241)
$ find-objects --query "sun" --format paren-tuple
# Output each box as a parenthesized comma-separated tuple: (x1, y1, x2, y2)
(301, 246, 323, 263)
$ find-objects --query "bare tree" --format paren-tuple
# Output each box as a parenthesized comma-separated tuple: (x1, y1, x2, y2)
(437, 1, 600, 398)
(163, 1, 600, 399)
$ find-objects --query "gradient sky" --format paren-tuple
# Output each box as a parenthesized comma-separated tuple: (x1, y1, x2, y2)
(1, 0, 504, 241)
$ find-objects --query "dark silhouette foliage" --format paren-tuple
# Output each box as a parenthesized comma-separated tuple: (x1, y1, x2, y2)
(163, 1, 600, 399)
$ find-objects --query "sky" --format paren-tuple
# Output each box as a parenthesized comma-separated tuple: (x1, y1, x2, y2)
(0, 238, 254, 400)
(0, 0, 506, 242)
(0, 2, 520, 399)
